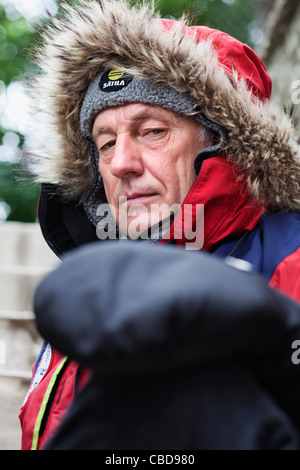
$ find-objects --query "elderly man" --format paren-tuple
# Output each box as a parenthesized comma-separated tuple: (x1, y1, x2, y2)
(20, 0, 300, 450)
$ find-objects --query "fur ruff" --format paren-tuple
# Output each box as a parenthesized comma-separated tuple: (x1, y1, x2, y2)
(26, 0, 300, 211)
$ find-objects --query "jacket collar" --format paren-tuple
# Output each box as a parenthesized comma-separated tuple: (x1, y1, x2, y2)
(161, 156, 264, 251)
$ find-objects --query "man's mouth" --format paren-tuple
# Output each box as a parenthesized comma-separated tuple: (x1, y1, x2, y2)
(120, 193, 158, 207)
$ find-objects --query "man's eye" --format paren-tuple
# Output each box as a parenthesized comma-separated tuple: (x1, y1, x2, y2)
(100, 140, 115, 152)
(145, 129, 165, 136)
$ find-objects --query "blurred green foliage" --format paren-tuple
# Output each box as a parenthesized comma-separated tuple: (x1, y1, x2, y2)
(0, 0, 258, 223)
(0, 3, 39, 222)
(0, 6, 32, 84)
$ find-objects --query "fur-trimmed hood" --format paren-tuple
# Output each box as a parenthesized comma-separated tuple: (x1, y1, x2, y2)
(26, 0, 300, 211)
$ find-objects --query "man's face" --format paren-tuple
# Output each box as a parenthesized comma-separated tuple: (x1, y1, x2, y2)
(93, 103, 209, 238)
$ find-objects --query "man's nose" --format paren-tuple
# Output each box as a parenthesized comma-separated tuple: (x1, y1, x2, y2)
(110, 135, 144, 178)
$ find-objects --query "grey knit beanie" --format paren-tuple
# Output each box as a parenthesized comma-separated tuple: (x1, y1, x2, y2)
(80, 69, 198, 138)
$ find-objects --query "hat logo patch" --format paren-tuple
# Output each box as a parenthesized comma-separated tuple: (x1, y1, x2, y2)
(108, 69, 125, 81)
(100, 69, 133, 93)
